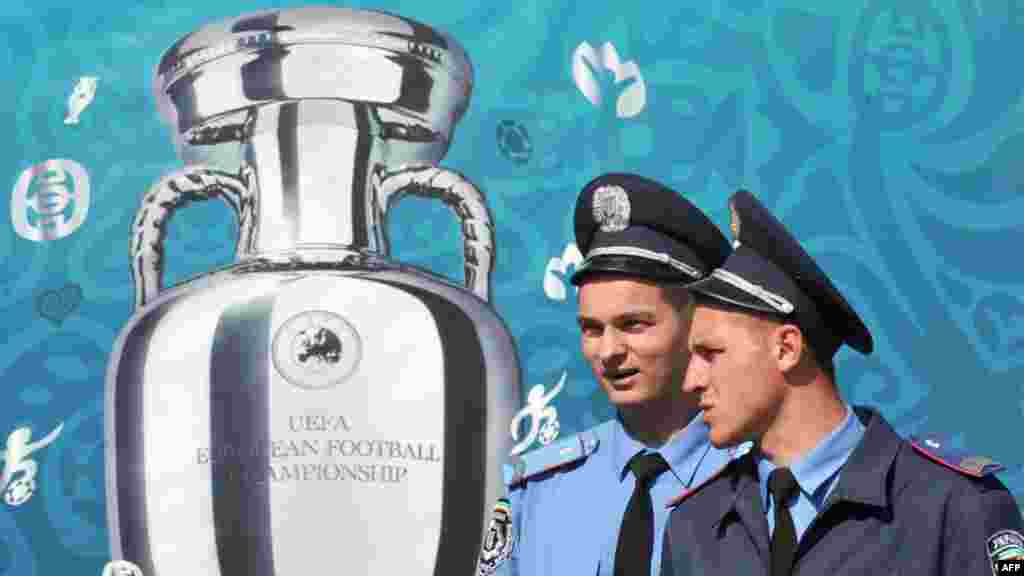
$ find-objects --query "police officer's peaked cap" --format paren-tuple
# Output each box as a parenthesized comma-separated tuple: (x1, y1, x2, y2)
(570, 173, 730, 286)
(689, 190, 873, 360)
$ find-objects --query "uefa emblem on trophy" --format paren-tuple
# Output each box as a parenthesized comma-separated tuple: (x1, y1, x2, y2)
(104, 7, 521, 575)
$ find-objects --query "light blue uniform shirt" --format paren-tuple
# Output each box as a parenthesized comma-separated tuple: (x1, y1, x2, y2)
(493, 412, 737, 576)
(756, 405, 866, 542)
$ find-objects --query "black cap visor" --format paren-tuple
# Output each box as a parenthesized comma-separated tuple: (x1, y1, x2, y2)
(569, 225, 709, 286)
(687, 273, 787, 315)
(570, 255, 688, 285)
(688, 247, 800, 316)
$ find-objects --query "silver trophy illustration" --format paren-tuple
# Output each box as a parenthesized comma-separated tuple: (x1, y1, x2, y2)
(104, 7, 521, 575)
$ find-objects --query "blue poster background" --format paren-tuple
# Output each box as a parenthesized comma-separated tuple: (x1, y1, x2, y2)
(2, 0, 1024, 573)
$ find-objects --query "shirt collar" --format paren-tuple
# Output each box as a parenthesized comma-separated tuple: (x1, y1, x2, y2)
(757, 404, 865, 506)
(611, 411, 713, 487)
(713, 406, 898, 532)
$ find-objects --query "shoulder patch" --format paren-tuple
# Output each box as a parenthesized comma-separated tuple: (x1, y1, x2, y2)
(666, 457, 736, 509)
(506, 424, 603, 487)
(989, 529, 1024, 572)
(909, 435, 1005, 478)
(477, 498, 514, 576)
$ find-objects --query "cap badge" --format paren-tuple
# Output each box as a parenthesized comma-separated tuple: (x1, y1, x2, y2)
(592, 184, 630, 233)
(729, 200, 741, 238)
(728, 199, 742, 248)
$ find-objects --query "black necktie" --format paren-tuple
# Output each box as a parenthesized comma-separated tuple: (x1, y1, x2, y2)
(614, 452, 670, 576)
(768, 467, 800, 576)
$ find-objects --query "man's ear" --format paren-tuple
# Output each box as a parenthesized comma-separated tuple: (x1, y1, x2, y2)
(774, 323, 804, 374)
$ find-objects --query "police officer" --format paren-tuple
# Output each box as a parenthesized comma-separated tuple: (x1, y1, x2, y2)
(660, 189, 1024, 576)
(476, 173, 742, 576)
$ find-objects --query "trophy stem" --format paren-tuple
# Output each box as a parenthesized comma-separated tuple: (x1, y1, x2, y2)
(241, 99, 386, 257)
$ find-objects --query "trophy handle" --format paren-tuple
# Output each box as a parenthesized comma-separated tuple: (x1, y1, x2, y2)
(375, 164, 495, 303)
(130, 165, 256, 310)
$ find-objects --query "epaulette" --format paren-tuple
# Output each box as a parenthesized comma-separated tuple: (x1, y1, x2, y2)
(503, 422, 607, 487)
(909, 434, 1005, 478)
(666, 442, 752, 509)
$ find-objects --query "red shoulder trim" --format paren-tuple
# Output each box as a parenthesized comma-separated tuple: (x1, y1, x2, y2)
(909, 439, 1003, 478)
(666, 461, 731, 508)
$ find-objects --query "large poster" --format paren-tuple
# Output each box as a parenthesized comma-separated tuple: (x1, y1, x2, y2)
(2, 1, 1023, 574)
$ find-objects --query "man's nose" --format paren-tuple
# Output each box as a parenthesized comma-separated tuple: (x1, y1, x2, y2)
(598, 329, 627, 362)
(682, 359, 707, 393)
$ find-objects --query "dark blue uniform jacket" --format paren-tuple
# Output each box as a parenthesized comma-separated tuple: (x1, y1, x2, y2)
(661, 406, 1024, 575)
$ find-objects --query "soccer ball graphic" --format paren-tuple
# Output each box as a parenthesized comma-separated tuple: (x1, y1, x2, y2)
(496, 120, 532, 165)
(3, 476, 36, 507)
